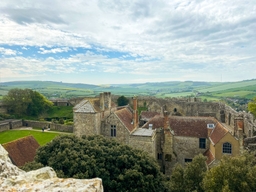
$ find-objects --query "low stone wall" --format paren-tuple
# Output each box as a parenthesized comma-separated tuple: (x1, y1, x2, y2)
(23, 120, 73, 133)
(0, 122, 9, 132)
(0, 120, 23, 132)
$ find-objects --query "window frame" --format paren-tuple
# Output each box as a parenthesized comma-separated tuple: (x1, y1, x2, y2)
(110, 125, 116, 137)
(199, 138, 206, 149)
(222, 142, 232, 154)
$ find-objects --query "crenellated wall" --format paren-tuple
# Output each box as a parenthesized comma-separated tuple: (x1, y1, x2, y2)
(23, 120, 73, 132)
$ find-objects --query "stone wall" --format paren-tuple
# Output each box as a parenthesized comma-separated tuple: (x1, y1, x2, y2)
(173, 136, 209, 166)
(0, 119, 23, 132)
(129, 133, 156, 158)
(102, 113, 130, 145)
(73, 112, 101, 136)
(0, 122, 9, 132)
(23, 120, 73, 132)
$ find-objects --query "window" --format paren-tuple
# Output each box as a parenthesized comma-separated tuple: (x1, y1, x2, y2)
(157, 153, 162, 160)
(111, 125, 116, 137)
(207, 124, 215, 128)
(199, 138, 206, 149)
(185, 158, 192, 163)
(223, 142, 232, 154)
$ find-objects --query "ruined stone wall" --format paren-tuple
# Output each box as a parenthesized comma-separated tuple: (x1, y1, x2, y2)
(224, 105, 256, 137)
(73, 112, 100, 137)
(129, 133, 156, 158)
(173, 136, 209, 166)
(23, 120, 73, 132)
(102, 113, 130, 145)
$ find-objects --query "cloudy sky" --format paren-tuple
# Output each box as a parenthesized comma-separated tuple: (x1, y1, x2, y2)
(0, 0, 255, 85)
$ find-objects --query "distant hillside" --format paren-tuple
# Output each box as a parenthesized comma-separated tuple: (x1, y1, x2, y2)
(0, 79, 256, 100)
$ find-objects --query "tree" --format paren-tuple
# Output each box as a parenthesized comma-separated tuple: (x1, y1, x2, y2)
(202, 153, 256, 192)
(169, 154, 207, 192)
(3, 88, 53, 116)
(117, 95, 129, 106)
(248, 97, 256, 117)
(25, 135, 168, 192)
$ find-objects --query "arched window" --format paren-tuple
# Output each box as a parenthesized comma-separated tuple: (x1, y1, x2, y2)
(223, 142, 232, 154)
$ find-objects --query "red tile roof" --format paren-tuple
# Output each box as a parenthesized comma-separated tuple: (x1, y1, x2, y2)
(209, 122, 228, 145)
(143, 116, 216, 138)
(115, 108, 134, 132)
(204, 149, 215, 165)
(3, 136, 40, 167)
(140, 111, 160, 121)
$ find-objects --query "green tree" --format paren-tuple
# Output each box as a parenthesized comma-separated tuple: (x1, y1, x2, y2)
(169, 154, 207, 192)
(117, 95, 129, 106)
(202, 153, 256, 192)
(3, 88, 53, 116)
(248, 97, 256, 117)
(25, 135, 168, 192)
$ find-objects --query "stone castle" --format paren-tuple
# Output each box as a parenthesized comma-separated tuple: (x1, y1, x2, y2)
(73, 92, 256, 174)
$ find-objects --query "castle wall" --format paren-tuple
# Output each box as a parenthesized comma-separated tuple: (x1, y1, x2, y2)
(23, 120, 73, 132)
(173, 136, 209, 166)
(74, 112, 101, 137)
(102, 113, 130, 145)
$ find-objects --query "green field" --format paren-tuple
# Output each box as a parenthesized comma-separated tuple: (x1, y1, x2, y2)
(0, 130, 61, 146)
(0, 79, 255, 100)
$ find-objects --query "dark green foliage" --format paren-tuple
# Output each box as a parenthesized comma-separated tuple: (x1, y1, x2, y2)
(29, 135, 167, 192)
(169, 154, 207, 192)
(21, 161, 44, 171)
(117, 95, 129, 106)
(248, 97, 256, 117)
(202, 153, 256, 192)
(3, 88, 53, 117)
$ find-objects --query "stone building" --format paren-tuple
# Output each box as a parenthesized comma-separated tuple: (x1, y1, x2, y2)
(73, 92, 255, 174)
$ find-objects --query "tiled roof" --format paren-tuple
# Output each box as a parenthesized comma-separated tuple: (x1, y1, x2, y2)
(140, 111, 160, 121)
(74, 100, 96, 113)
(209, 122, 228, 145)
(204, 149, 215, 165)
(115, 108, 134, 132)
(3, 136, 40, 167)
(74, 98, 115, 113)
(142, 116, 216, 138)
(169, 116, 215, 138)
(142, 115, 164, 129)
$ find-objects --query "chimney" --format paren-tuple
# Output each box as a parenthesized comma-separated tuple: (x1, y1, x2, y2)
(133, 96, 138, 129)
(164, 111, 169, 130)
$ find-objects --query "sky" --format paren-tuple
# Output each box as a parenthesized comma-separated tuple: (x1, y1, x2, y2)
(0, 0, 255, 85)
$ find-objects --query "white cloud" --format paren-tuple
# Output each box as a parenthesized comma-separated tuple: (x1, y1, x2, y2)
(38, 47, 71, 54)
(0, 0, 255, 84)
(0, 47, 19, 55)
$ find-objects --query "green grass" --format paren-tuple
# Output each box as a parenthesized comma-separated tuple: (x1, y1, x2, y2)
(47, 106, 73, 119)
(0, 130, 60, 146)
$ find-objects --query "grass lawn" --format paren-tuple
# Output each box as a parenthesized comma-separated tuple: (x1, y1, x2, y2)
(0, 130, 61, 146)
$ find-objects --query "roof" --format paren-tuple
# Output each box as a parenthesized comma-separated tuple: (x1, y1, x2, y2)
(115, 108, 134, 132)
(3, 136, 40, 167)
(204, 149, 215, 165)
(132, 128, 154, 137)
(209, 122, 229, 145)
(143, 116, 216, 138)
(140, 111, 160, 121)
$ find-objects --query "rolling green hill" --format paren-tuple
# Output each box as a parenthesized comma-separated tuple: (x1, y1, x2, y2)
(0, 79, 255, 100)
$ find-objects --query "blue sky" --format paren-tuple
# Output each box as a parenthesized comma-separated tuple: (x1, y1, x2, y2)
(0, 0, 255, 85)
